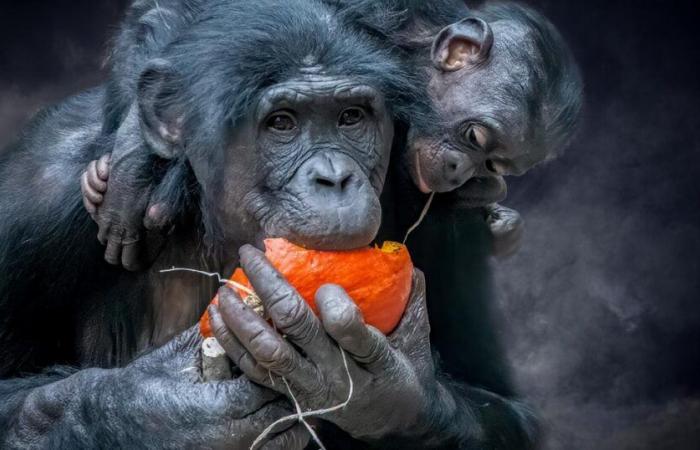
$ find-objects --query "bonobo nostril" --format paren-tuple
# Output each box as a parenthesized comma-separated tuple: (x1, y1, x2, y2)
(340, 174, 352, 190)
(302, 152, 359, 195)
(316, 177, 336, 188)
(314, 173, 352, 190)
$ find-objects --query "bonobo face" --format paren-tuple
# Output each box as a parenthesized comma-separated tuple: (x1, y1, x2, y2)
(408, 18, 549, 206)
(223, 76, 393, 250)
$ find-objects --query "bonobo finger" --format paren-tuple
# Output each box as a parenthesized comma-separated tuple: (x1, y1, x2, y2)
(209, 303, 276, 387)
(237, 402, 298, 449)
(104, 235, 123, 266)
(143, 202, 171, 230)
(218, 286, 320, 389)
(86, 160, 107, 192)
(239, 245, 331, 356)
(260, 423, 310, 450)
(96, 153, 111, 181)
(199, 376, 280, 419)
(121, 242, 141, 272)
(387, 270, 432, 361)
(81, 171, 103, 205)
(315, 284, 396, 373)
(82, 192, 96, 217)
(128, 325, 202, 371)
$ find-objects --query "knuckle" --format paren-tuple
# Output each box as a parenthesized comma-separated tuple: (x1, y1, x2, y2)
(212, 323, 231, 343)
(217, 285, 232, 299)
(247, 329, 279, 362)
(266, 282, 293, 308)
(267, 345, 296, 374)
(271, 294, 307, 329)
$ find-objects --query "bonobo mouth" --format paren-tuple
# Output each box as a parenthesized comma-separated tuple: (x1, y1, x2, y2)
(268, 195, 382, 251)
(449, 175, 507, 208)
(409, 142, 476, 194)
(247, 187, 383, 251)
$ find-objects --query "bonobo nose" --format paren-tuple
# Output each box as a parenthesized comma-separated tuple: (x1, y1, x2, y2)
(307, 153, 356, 195)
(443, 149, 476, 188)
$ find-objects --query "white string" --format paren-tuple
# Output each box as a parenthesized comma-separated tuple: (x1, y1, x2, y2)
(403, 192, 435, 244)
(250, 347, 354, 450)
(159, 267, 355, 449)
(159, 267, 257, 297)
(282, 377, 326, 450)
(153, 0, 172, 30)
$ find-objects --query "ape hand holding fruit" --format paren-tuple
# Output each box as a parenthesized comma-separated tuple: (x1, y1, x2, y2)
(200, 238, 414, 337)
(206, 244, 444, 442)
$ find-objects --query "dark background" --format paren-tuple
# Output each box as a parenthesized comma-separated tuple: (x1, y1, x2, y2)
(1, 0, 698, 448)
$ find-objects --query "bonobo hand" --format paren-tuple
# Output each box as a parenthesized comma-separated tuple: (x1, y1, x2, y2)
(80, 153, 173, 271)
(80, 326, 310, 449)
(484, 203, 524, 258)
(208, 245, 441, 443)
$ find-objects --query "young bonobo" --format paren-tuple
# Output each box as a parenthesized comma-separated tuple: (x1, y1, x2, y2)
(340, 0, 583, 252)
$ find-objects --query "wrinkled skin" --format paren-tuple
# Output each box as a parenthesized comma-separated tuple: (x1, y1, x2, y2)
(402, 5, 581, 256)
(206, 244, 509, 448)
(213, 76, 394, 253)
(2, 324, 308, 449)
(409, 17, 544, 198)
(83, 73, 395, 265)
(408, 9, 579, 196)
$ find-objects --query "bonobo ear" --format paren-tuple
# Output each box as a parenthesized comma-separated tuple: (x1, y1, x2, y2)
(137, 59, 185, 159)
(431, 17, 494, 72)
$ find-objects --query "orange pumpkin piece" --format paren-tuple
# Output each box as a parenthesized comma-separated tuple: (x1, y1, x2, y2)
(199, 238, 413, 337)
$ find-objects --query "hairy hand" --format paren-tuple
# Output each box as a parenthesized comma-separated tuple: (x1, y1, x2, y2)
(208, 245, 439, 441)
(90, 327, 309, 449)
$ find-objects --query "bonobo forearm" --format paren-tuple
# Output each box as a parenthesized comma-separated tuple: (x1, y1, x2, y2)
(421, 379, 540, 449)
(363, 377, 538, 449)
(1, 368, 110, 448)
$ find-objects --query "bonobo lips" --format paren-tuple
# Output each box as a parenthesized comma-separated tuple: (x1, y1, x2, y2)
(450, 176, 507, 208)
(252, 189, 383, 251)
(412, 151, 433, 194)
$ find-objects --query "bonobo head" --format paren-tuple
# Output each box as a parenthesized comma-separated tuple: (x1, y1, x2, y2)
(408, 2, 583, 205)
(134, 0, 415, 254)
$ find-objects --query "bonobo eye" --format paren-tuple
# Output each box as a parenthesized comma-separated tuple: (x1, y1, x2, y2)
(464, 123, 489, 150)
(338, 107, 365, 127)
(266, 111, 297, 132)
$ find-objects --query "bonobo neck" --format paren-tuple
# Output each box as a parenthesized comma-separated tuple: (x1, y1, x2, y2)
(145, 228, 225, 349)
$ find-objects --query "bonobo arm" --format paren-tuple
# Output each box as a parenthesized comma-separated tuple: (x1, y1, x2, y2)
(82, 103, 195, 272)
(410, 206, 540, 448)
(208, 245, 538, 449)
(0, 328, 308, 449)
(81, 105, 169, 271)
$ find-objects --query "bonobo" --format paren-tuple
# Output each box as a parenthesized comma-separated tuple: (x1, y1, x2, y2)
(0, 0, 437, 447)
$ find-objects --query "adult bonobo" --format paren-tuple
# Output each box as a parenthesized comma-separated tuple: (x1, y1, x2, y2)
(0, 0, 441, 447)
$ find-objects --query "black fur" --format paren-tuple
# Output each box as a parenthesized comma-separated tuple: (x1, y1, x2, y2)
(0, 0, 579, 448)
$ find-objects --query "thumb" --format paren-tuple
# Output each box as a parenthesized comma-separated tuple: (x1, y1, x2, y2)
(388, 270, 431, 357)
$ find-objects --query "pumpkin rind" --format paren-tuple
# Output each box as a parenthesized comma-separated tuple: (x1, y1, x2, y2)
(199, 238, 413, 337)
